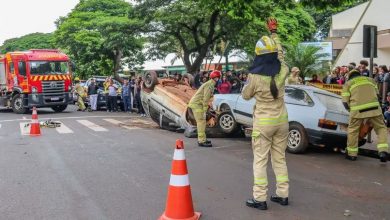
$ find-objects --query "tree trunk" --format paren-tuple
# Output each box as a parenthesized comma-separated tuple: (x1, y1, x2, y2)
(113, 49, 124, 83)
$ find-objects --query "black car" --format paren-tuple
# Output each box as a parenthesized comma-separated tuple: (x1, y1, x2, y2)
(83, 76, 124, 110)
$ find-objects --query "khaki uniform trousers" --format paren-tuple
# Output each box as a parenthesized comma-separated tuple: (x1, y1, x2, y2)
(77, 96, 86, 110)
(347, 115, 389, 156)
(252, 123, 289, 201)
(190, 107, 207, 143)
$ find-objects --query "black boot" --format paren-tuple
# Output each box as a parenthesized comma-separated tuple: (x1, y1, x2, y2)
(379, 152, 388, 163)
(205, 139, 211, 144)
(270, 195, 289, 206)
(345, 154, 357, 161)
(246, 199, 267, 210)
(198, 142, 212, 147)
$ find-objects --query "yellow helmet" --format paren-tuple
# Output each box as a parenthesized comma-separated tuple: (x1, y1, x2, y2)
(255, 36, 277, 55)
(74, 77, 80, 81)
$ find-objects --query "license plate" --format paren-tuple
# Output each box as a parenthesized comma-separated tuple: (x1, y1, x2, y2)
(51, 97, 60, 101)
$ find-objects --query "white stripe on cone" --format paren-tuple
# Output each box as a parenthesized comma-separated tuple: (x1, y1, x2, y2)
(169, 174, 190, 187)
(31, 119, 39, 123)
(173, 149, 185, 160)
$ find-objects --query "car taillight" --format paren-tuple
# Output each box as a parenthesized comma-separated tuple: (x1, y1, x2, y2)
(318, 119, 338, 130)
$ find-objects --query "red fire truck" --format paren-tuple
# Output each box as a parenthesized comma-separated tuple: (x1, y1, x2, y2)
(0, 49, 73, 114)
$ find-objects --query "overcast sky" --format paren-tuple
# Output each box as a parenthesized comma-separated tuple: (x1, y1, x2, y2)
(0, 0, 80, 45)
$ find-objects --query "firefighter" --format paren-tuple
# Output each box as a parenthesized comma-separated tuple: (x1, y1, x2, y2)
(74, 77, 86, 111)
(243, 18, 290, 210)
(188, 70, 221, 147)
(342, 69, 389, 162)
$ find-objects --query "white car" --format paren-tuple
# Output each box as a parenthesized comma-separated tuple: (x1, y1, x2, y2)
(213, 85, 351, 153)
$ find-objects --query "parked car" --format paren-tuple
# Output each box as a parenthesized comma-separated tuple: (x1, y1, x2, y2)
(76, 76, 124, 110)
(213, 85, 354, 153)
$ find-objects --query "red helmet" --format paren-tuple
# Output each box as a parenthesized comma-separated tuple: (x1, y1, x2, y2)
(210, 70, 221, 79)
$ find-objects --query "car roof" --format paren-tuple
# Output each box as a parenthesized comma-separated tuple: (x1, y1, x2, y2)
(286, 85, 341, 98)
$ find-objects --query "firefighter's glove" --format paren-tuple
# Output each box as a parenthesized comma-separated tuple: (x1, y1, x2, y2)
(267, 18, 278, 33)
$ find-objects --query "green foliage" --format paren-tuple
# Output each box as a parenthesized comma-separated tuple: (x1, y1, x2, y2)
(305, 0, 368, 39)
(285, 44, 328, 78)
(137, 0, 321, 73)
(233, 5, 316, 62)
(0, 33, 55, 54)
(54, 0, 144, 79)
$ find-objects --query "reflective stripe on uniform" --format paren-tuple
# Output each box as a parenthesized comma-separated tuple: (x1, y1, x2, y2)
(258, 114, 288, 125)
(347, 147, 358, 152)
(276, 175, 289, 183)
(377, 143, 389, 149)
(254, 177, 268, 185)
(341, 92, 350, 97)
(350, 101, 379, 111)
(349, 81, 377, 91)
(251, 131, 260, 138)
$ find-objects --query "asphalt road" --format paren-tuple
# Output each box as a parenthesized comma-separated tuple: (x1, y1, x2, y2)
(0, 106, 389, 220)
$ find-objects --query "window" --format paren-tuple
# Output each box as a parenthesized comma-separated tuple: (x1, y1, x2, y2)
(30, 61, 69, 75)
(285, 87, 314, 106)
(18, 61, 27, 76)
(9, 62, 14, 73)
(314, 92, 347, 113)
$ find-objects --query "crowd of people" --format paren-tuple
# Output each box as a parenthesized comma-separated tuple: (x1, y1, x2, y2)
(74, 76, 146, 116)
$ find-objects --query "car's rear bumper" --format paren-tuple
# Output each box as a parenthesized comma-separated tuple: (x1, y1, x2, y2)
(306, 128, 347, 147)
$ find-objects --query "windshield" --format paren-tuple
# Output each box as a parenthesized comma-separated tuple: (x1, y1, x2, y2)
(30, 61, 69, 75)
(314, 92, 348, 114)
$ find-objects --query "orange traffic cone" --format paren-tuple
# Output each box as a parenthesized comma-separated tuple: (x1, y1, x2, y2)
(30, 106, 41, 136)
(159, 140, 201, 220)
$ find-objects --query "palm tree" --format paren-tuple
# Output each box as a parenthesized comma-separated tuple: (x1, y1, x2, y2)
(285, 44, 328, 78)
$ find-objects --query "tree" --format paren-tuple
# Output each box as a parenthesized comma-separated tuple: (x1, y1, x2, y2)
(54, 0, 144, 80)
(305, 0, 368, 39)
(137, 0, 301, 74)
(0, 33, 55, 54)
(285, 44, 328, 78)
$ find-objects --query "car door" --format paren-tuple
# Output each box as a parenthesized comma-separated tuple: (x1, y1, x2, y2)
(284, 87, 316, 128)
(234, 95, 255, 125)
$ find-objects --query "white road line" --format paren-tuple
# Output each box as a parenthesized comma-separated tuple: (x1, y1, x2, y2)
(0, 115, 133, 123)
(77, 120, 108, 132)
(103, 118, 140, 130)
(55, 121, 74, 134)
(19, 122, 30, 136)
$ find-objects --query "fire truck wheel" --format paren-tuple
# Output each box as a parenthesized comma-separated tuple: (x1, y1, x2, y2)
(11, 94, 28, 114)
(51, 105, 68, 113)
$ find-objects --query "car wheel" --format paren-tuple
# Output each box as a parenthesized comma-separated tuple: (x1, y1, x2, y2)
(12, 94, 28, 114)
(218, 111, 238, 134)
(143, 71, 158, 91)
(51, 105, 68, 113)
(287, 122, 309, 154)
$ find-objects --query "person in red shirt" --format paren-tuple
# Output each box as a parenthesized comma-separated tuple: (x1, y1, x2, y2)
(217, 75, 232, 94)
(308, 74, 322, 84)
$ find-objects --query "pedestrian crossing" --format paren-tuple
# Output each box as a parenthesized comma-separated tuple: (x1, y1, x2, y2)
(0, 118, 150, 136)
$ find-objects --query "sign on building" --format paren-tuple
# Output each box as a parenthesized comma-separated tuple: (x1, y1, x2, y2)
(300, 42, 333, 61)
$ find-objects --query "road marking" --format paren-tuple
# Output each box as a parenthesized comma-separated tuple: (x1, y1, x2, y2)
(103, 118, 140, 130)
(0, 115, 138, 123)
(55, 121, 74, 134)
(77, 120, 108, 132)
(19, 122, 30, 135)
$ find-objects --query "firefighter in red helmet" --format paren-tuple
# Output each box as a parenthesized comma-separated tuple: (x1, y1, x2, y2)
(188, 70, 221, 147)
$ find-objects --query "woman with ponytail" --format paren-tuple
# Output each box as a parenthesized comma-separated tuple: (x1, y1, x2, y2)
(242, 18, 290, 210)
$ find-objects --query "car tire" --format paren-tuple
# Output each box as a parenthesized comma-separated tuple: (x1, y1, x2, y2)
(143, 71, 158, 91)
(218, 111, 238, 134)
(12, 93, 28, 114)
(287, 122, 309, 154)
(51, 105, 68, 113)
